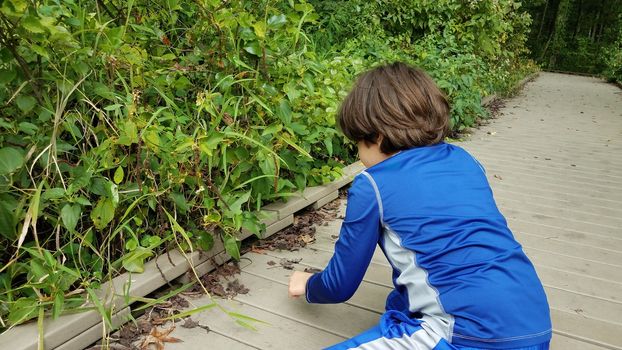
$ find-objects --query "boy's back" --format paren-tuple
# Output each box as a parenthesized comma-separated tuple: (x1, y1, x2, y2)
(362, 142, 551, 348)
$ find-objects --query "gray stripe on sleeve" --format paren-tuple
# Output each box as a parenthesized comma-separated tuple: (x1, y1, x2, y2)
(360, 171, 384, 224)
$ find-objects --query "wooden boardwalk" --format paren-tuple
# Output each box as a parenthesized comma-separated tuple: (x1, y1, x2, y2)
(166, 72, 622, 350)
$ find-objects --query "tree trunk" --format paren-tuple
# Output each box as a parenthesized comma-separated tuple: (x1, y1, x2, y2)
(573, 0, 583, 39)
(537, 0, 550, 41)
(548, 0, 572, 68)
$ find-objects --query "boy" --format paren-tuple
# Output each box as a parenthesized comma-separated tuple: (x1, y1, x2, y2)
(288, 62, 551, 350)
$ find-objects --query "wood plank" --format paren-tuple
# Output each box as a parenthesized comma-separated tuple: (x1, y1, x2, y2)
(551, 333, 610, 350)
(495, 197, 622, 228)
(230, 271, 380, 338)
(507, 219, 622, 252)
(166, 329, 259, 350)
(502, 208, 622, 241)
(474, 156, 622, 187)
(523, 248, 622, 282)
(492, 187, 622, 218)
(552, 309, 622, 349)
(168, 298, 345, 350)
(513, 232, 622, 266)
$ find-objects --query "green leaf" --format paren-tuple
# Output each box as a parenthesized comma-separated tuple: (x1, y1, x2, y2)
(283, 81, 301, 101)
(117, 121, 138, 145)
(91, 198, 115, 230)
(0, 201, 16, 240)
(113, 166, 124, 184)
(253, 21, 266, 39)
(229, 191, 251, 214)
(199, 132, 225, 156)
(0, 147, 25, 175)
(195, 230, 214, 251)
(161, 302, 217, 321)
(22, 15, 46, 33)
(16, 95, 36, 113)
(0, 69, 17, 84)
(204, 211, 221, 223)
(75, 196, 91, 206)
(169, 192, 189, 213)
(142, 129, 161, 149)
(18, 121, 38, 135)
(122, 246, 153, 273)
(267, 14, 287, 30)
(86, 287, 112, 328)
(125, 238, 138, 251)
(61, 204, 81, 233)
(323, 138, 333, 157)
(224, 234, 240, 260)
(105, 181, 119, 206)
(30, 44, 49, 59)
(243, 41, 262, 56)
(8, 298, 38, 326)
(276, 99, 292, 124)
(262, 123, 283, 136)
(93, 82, 116, 101)
(52, 292, 64, 319)
(1, 0, 28, 16)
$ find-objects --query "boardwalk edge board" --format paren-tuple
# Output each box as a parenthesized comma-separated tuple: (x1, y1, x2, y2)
(0, 72, 540, 349)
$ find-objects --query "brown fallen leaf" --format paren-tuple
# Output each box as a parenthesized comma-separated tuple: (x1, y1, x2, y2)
(299, 234, 315, 244)
(140, 326, 182, 350)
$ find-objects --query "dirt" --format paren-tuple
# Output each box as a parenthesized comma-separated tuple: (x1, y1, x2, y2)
(185, 261, 250, 299)
(245, 197, 342, 252)
(485, 98, 506, 119)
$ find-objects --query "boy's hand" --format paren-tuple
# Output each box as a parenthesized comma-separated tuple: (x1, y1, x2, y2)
(288, 271, 313, 298)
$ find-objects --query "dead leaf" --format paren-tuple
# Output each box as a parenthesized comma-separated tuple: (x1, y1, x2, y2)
(299, 234, 314, 244)
(140, 327, 182, 350)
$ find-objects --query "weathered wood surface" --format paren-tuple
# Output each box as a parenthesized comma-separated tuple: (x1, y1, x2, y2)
(167, 73, 622, 349)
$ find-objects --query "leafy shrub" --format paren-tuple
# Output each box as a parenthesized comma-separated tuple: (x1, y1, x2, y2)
(603, 29, 622, 83)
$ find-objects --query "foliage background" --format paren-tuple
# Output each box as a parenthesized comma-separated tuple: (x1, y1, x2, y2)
(0, 0, 535, 330)
(523, 0, 622, 82)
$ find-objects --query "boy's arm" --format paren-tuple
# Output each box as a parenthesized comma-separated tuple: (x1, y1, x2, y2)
(304, 174, 381, 303)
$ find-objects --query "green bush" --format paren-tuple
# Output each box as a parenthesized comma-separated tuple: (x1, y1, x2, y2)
(603, 30, 622, 83)
(0, 0, 534, 329)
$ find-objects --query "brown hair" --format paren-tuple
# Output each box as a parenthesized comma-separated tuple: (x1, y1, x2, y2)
(338, 62, 450, 154)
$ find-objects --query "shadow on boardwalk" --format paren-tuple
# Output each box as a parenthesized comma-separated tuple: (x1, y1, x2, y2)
(146, 72, 622, 350)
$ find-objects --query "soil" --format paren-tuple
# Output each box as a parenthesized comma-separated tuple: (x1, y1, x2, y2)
(244, 197, 342, 252)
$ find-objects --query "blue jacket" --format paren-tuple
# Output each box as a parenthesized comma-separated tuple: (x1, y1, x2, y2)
(306, 142, 552, 349)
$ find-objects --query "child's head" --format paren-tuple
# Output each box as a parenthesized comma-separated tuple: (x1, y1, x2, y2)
(338, 62, 450, 154)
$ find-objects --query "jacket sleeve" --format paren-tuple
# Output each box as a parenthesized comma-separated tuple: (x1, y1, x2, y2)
(305, 173, 382, 303)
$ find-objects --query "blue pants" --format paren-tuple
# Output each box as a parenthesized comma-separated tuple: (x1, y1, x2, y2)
(325, 311, 550, 350)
